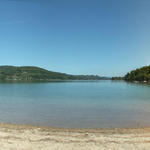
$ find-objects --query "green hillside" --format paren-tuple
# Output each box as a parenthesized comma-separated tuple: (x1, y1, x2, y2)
(0, 66, 103, 81)
(124, 66, 150, 82)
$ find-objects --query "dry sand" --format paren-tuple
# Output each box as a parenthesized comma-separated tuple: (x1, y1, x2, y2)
(0, 123, 150, 150)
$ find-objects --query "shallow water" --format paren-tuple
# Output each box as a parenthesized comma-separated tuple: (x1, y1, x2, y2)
(0, 80, 150, 128)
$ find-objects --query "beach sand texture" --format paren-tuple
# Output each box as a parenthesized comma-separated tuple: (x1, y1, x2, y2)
(0, 124, 150, 150)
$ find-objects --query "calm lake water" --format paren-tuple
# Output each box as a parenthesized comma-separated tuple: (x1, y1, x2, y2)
(0, 80, 150, 128)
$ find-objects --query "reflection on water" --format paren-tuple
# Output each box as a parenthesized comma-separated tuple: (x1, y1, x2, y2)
(0, 80, 149, 128)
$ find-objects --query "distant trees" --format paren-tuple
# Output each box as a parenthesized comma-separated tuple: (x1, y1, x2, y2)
(124, 66, 150, 82)
(0, 66, 103, 81)
(1, 65, 150, 82)
(111, 77, 124, 80)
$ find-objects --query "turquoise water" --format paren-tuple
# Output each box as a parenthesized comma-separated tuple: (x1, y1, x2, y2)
(0, 80, 150, 128)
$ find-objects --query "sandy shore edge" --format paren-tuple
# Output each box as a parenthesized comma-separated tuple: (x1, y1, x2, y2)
(0, 123, 150, 150)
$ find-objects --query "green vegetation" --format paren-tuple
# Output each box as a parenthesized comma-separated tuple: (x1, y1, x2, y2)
(0, 66, 104, 81)
(2, 65, 150, 82)
(124, 65, 150, 82)
(111, 77, 124, 80)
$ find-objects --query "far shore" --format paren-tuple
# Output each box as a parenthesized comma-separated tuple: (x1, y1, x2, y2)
(0, 123, 150, 150)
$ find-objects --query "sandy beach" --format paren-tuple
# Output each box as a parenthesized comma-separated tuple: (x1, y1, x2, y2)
(0, 123, 149, 150)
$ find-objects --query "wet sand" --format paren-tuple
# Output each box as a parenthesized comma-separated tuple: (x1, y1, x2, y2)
(0, 123, 150, 149)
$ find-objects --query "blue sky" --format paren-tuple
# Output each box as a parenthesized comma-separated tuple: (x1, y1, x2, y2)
(0, 0, 150, 76)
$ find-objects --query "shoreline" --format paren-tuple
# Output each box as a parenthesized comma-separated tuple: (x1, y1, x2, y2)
(1, 122, 150, 132)
(0, 123, 150, 150)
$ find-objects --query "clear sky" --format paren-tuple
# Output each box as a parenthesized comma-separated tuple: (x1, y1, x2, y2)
(0, 0, 150, 76)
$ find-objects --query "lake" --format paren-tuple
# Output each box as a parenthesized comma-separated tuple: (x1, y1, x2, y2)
(0, 80, 150, 128)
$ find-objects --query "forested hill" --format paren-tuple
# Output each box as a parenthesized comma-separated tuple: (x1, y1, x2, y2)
(124, 66, 150, 82)
(0, 66, 105, 81)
